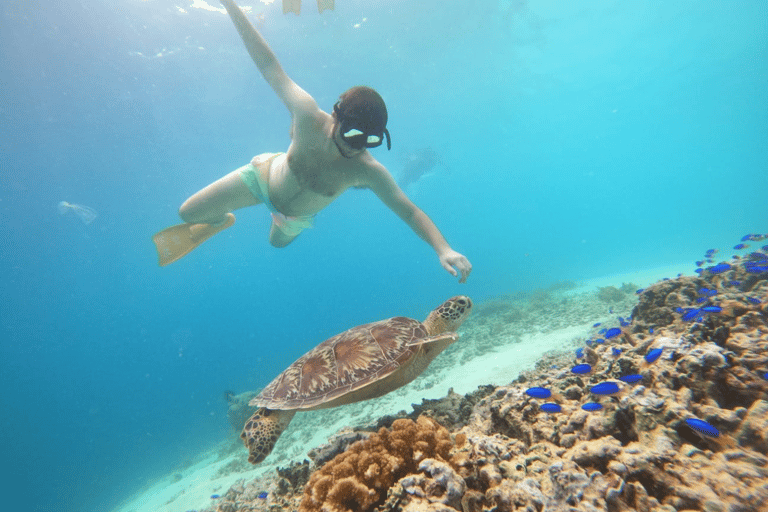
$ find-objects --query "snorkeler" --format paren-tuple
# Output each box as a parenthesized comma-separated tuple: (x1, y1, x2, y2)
(153, 0, 472, 283)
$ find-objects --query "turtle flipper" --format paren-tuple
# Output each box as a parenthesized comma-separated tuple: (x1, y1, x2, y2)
(405, 332, 458, 348)
(240, 407, 296, 464)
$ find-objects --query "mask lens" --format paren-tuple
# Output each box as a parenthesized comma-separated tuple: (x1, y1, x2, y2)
(341, 122, 383, 149)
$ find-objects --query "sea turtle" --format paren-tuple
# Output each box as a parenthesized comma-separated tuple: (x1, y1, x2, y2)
(241, 295, 472, 464)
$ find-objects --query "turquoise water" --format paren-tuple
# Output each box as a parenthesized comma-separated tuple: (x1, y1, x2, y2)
(1, 1, 766, 511)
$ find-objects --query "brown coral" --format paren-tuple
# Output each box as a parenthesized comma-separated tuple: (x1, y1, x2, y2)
(299, 416, 454, 512)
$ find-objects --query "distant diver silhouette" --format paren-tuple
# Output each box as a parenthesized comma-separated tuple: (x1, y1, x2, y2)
(397, 148, 451, 189)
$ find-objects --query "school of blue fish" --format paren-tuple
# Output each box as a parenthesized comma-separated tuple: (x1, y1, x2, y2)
(523, 233, 768, 442)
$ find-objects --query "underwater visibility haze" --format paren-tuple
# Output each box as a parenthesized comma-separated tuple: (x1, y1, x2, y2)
(1, 1, 767, 511)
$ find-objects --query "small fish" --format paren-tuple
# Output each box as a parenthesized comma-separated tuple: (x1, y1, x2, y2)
(611, 347, 622, 357)
(211, 494, 221, 499)
(746, 297, 762, 304)
(645, 348, 663, 363)
(619, 374, 643, 383)
(525, 387, 552, 399)
(695, 261, 704, 267)
(685, 418, 720, 438)
(590, 382, 621, 395)
(609, 307, 615, 313)
(682, 308, 701, 321)
(649, 327, 654, 334)
(581, 402, 603, 411)
(694, 268, 704, 274)
(592, 322, 601, 327)
(575, 347, 585, 358)
(733, 243, 749, 250)
(729, 281, 741, 286)
(258, 492, 268, 499)
(594, 338, 605, 344)
(540, 403, 561, 413)
(745, 264, 768, 274)
(707, 289, 718, 296)
(695, 297, 708, 303)
(701, 305, 722, 313)
(571, 364, 592, 374)
(698, 288, 709, 295)
(705, 249, 718, 256)
(763, 372, 768, 380)
(604, 327, 622, 339)
(706, 263, 731, 274)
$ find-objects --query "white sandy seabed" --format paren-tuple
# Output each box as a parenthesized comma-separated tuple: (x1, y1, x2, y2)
(113, 264, 688, 512)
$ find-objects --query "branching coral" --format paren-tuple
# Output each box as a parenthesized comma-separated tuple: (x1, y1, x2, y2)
(299, 416, 454, 512)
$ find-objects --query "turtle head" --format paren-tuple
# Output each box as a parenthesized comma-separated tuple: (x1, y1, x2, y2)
(240, 408, 296, 464)
(424, 295, 472, 335)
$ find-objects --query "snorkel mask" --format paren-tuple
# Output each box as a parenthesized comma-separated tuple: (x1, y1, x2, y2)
(334, 101, 391, 150)
(332, 86, 392, 151)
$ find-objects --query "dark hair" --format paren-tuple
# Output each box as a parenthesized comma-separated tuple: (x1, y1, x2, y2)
(334, 86, 388, 133)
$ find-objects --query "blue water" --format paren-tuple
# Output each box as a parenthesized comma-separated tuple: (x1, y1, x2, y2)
(1, 1, 766, 510)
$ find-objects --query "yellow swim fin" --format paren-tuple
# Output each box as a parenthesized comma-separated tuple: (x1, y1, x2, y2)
(317, 0, 334, 13)
(283, 0, 301, 15)
(152, 213, 235, 267)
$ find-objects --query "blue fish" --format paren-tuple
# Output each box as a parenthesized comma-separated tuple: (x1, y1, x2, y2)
(635, 289, 644, 295)
(698, 288, 709, 295)
(594, 338, 605, 344)
(707, 289, 718, 296)
(763, 372, 768, 380)
(694, 268, 704, 274)
(609, 307, 614, 313)
(733, 243, 749, 250)
(729, 281, 741, 286)
(649, 327, 654, 334)
(575, 347, 585, 358)
(707, 263, 731, 274)
(526, 387, 552, 399)
(258, 492, 268, 499)
(590, 382, 621, 395)
(592, 322, 601, 327)
(611, 347, 622, 357)
(540, 403, 561, 413)
(604, 327, 622, 339)
(685, 418, 720, 438)
(211, 494, 221, 499)
(645, 348, 663, 363)
(695, 261, 704, 267)
(695, 297, 708, 303)
(581, 402, 603, 411)
(701, 305, 722, 313)
(745, 264, 768, 274)
(571, 364, 592, 374)
(619, 374, 643, 383)
(747, 297, 762, 304)
(682, 308, 701, 321)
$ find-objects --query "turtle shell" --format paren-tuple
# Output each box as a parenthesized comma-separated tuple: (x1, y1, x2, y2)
(250, 317, 427, 410)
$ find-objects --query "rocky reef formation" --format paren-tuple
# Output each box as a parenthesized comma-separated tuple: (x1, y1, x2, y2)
(205, 246, 768, 512)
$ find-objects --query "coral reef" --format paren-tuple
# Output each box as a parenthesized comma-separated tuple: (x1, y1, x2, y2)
(299, 416, 454, 512)
(205, 246, 768, 512)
